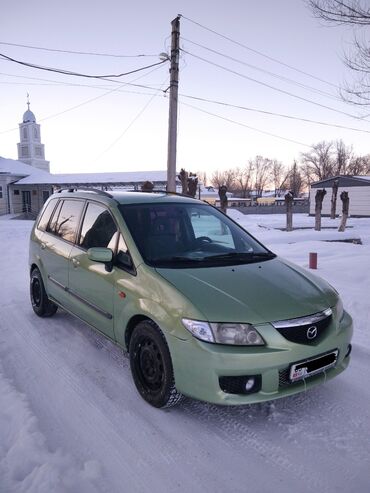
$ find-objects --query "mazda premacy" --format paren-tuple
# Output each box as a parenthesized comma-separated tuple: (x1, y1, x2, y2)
(29, 189, 352, 408)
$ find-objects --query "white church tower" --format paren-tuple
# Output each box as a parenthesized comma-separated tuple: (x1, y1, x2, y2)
(17, 97, 50, 172)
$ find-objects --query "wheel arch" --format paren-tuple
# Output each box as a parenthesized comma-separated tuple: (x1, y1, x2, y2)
(125, 314, 155, 351)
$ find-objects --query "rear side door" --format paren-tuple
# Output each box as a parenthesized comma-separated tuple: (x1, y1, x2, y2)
(68, 201, 117, 339)
(41, 198, 85, 307)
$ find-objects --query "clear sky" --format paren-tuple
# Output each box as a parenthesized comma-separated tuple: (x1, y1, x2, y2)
(0, 0, 369, 176)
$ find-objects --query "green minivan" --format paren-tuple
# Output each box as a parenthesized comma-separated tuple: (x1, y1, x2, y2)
(29, 189, 352, 408)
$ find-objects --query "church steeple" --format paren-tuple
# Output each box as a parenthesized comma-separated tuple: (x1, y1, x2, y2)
(17, 96, 50, 172)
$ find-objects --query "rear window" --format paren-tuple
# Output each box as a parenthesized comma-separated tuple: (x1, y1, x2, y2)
(37, 199, 58, 231)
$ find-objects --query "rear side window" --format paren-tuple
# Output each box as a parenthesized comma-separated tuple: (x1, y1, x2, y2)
(37, 199, 58, 231)
(79, 202, 117, 250)
(47, 199, 84, 243)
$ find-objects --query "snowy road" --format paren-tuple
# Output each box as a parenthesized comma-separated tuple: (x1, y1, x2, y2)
(1, 216, 369, 493)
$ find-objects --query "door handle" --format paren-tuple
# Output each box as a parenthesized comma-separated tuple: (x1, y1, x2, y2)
(72, 258, 80, 268)
(40, 242, 46, 250)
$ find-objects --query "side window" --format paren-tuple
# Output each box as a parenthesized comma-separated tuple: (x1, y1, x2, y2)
(48, 200, 84, 243)
(189, 208, 235, 249)
(79, 202, 117, 250)
(37, 199, 58, 231)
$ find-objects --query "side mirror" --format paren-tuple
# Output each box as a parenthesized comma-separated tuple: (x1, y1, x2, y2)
(87, 247, 113, 263)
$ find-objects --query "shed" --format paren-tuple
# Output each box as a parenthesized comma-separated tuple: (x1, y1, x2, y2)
(309, 175, 370, 217)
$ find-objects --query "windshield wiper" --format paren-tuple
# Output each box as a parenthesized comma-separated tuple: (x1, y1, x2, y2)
(150, 256, 204, 264)
(202, 252, 276, 261)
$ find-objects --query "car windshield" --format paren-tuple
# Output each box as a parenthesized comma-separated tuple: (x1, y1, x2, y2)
(119, 202, 275, 268)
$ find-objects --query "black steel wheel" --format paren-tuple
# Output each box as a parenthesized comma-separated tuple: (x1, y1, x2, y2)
(30, 268, 58, 317)
(129, 320, 183, 408)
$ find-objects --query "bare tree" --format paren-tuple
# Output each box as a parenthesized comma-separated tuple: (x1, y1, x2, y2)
(338, 191, 350, 231)
(315, 189, 327, 231)
(334, 140, 353, 175)
(211, 169, 236, 190)
(178, 168, 188, 195)
(218, 185, 228, 214)
(330, 178, 339, 219)
(301, 141, 334, 182)
(233, 163, 254, 198)
(196, 170, 207, 186)
(251, 156, 273, 197)
(347, 154, 370, 174)
(271, 160, 284, 196)
(308, 1, 370, 105)
(187, 173, 198, 198)
(287, 160, 303, 197)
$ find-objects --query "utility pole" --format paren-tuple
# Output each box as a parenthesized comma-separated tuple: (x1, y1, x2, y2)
(166, 15, 181, 193)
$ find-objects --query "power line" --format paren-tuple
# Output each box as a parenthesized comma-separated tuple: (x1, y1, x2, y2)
(179, 93, 370, 134)
(181, 37, 343, 103)
(0, 41, 158, 58)
(0, 68, 167, 91)
(95, 78, 169, 160)
(180, 100, 310, 147)
(180, 14, 340, 90)
(0, 52, 167, 80)
(181, 49, 367, 121)
(0, 66, 167, 135)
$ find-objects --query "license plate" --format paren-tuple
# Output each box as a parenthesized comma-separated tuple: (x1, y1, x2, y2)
(289, 350, 339, 382)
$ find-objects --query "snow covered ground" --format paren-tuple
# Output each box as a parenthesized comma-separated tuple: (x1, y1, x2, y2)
(0, 213, 369, 493)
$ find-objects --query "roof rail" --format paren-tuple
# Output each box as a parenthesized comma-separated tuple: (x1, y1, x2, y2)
(56, 187, 114, 198)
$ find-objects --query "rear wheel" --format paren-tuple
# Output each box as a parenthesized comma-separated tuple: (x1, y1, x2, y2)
(129, 320, 183, 408)
(30, 268, 58, 317)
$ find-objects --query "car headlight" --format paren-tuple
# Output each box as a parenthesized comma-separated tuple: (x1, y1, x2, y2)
(334, 298, 344, 322)
(182, 319, 265, 346)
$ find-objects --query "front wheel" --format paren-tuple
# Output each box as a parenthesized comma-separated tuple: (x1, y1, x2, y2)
(129, 320, 183, 408)
(30, 268, 58, 317)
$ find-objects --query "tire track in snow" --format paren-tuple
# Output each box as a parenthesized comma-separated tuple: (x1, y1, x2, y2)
(1, 309, 263, 493)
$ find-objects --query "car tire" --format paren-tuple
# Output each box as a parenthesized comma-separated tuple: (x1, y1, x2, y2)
(30, 268, 58, 317)
(129, 320, 183, 408)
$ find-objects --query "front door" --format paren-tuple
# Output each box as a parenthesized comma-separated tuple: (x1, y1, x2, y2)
(22, 190, 31, 213)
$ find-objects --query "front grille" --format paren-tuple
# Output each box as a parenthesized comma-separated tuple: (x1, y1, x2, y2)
(273, 314, 332, 345)
(279, 368, 291, 388)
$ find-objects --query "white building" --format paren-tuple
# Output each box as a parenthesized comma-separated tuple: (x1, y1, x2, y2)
(309, 175, 370, 217)
(0, 103, 172, 216)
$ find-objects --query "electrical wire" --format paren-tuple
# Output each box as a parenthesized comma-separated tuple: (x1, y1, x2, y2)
(180, 14, 340, 90)
(180, 100, 311, 147)
(95, 78, 169, 161)
(0, 41, 157, 58)
(181, 37, 342, 103)
(0, 66, 167, 135)
(179, 93, 370, 134)
(181, 49, 367, 121)
(0, 52, 167, 80)
(0, 70, 167, 91)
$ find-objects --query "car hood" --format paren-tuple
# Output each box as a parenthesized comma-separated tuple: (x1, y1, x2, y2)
(156, 257, 337, 324)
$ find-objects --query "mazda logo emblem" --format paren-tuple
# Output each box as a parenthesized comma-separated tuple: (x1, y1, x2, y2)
(307, 326, 318, 339)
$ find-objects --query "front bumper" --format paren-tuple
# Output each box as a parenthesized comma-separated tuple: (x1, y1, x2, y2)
(167, 311, 353, 405)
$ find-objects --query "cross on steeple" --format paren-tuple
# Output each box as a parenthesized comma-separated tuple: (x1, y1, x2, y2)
(27, 92, 30, 110)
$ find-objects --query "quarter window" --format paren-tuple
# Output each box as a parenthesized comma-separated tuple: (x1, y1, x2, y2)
(37, 199, 58, 231)
(79, 202, 117, 250)
(48, 199, 84, 243)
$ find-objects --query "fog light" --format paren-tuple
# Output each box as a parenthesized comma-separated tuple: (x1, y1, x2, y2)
(345, 344, 352, 358)
(219, 375, 262, 395)
(245, 377, 255, 391)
